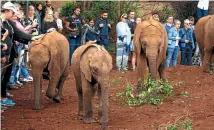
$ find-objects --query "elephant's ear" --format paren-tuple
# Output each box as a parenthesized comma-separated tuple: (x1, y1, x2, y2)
(80, 53, 93, 82)
(134, 24, 142, 55)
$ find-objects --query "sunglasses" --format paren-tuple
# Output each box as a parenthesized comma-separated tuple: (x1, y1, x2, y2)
(123, 16, 128, 19)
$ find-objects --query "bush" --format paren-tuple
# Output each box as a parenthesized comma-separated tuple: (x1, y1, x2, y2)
(60, 1, 77, 17)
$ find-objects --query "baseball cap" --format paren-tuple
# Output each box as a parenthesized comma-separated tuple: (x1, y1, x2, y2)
(2, 2, 18, 14)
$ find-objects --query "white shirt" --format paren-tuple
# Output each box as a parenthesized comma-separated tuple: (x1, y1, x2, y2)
(197, 0, 209, 10)
(56, 19, 63, 29)
(116, 22, 132, 44)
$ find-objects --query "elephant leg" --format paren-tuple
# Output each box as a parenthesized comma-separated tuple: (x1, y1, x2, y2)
(203, 50, 212, 72)
(98, 85, 108, 130)
(53, 64, 69, 103)
(46, 72, 60, 99)
(158, 60, 166, 81)
(82, 74, 94, 123)
(136, 54, 147, 92)
(32, 69, 44, 110)
(74, 73, 84, 120)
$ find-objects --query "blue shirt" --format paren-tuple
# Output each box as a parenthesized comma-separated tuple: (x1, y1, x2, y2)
(95, 18, 110, 37)
(164, 23, 174, 34)
(168, 27, 180, 48)
(179, 28, 195, 49)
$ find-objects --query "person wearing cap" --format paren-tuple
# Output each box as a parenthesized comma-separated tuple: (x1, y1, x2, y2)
(1, 2, 40, 106)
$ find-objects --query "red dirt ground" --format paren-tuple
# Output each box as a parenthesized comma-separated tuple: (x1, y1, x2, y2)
(1, 64, 214, 130)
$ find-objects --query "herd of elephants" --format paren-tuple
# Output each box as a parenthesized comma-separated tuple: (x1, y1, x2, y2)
(28, 15, 214, 130)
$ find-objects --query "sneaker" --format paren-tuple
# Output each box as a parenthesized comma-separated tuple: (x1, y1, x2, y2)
(1, 106, 7, 111)
(15, 81, 23, 86)
(1, 98, 16, 106)
(6, 92, 14, 98)
(122, 68, 128, 71)
(27, 76, 33, 82)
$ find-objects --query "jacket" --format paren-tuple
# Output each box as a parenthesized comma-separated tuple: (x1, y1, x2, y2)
(95, 18, 110, 38)
(179, 28, 195, 49)
(1, 20, 32, 56)
(168, 27, 180, 48)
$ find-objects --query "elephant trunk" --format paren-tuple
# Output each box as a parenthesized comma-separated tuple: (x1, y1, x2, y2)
(148, 56, 157, 80)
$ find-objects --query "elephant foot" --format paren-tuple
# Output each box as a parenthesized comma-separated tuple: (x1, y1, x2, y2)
(78, 111, 84, 120)
(33, 105, 44, 110)
(53, 96, 61, 103)
(83, 117, 96, 124)
(100, 122, 108, 130)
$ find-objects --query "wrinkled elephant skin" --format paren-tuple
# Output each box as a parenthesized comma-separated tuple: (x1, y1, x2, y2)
(29, 31, 69, 110)
(134, 18, 168, 90)
(195, 15, 214, 72)
(71, 42, 113, 130)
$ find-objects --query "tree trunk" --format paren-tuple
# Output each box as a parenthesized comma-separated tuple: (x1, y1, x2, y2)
(117, 1, 121, 19)
(87, 0, 91, 9)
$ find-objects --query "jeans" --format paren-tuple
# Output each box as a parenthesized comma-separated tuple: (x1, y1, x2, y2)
(180, 45, 193, 65)
(9, 44, 30, 84)
(68, 36, 81, 63)
(197, 7, 208, 20)
(166, 46, 180, 67)
(98, 37, 109, 51)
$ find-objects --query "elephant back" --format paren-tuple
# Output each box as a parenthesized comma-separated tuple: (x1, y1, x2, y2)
(30, 31, 69, 72)
(195, 15, 212, 49)
(71, 42, 110, 71)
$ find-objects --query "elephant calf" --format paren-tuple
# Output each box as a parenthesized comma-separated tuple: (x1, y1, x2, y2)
(29, 31, 69, 110)
(195, 15, 214, 72)
(71, 42, 113, 130)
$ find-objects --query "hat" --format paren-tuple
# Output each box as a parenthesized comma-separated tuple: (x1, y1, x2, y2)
(2, 2, 18, 14)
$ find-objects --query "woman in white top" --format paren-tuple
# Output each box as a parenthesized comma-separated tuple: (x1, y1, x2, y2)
(116, 14, 131, 71)
(197, 0, 209, 20)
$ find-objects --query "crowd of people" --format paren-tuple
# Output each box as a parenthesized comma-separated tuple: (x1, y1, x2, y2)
(0, 0, 210, 120)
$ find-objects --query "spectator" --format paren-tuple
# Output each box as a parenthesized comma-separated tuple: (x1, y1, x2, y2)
(53, 11, 63, 33)
(116, 14, 132, 71)
(42, 10, 58, 33)
(65, 7, 83, 63)
(189, 16, 202, 66)
(41, 0, 54, 29)
(1, 2, 39, 106)
(24, 5, 39, 36)
(127, 10, 136, 71)
(35, 3, 43, 34)
(95, 10, 111, 50)
(179, 19, 195, 65)
(197, 0, 209, 20)
(164, 15, 174, 34)
(166, 20, 181, 67)
(81, 19, 100, 44)
(130, 17, 142, 71)
(8, 14, 33, 88)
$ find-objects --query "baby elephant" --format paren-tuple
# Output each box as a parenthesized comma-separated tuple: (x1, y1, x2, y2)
(71, 42, 113, 130)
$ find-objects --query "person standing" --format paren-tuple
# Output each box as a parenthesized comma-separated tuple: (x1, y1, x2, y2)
(179, 19, 195, 65)
(164, 15, 174, 34)
(41, 0, 54, 32)
(127, 10, 137, 71)
(35, 3, 43, 34)
(65, 7, 82, 63)
(95, 10, 111, 50)
(53, 11, 63, 33)
(166, 20, 181, 67)
(197, 0, 210, 20)
(81, 19, 100, 44)
(1, 2, 39, 106)
(116, 14, 131, 71)
(42, 10, 58, 33)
